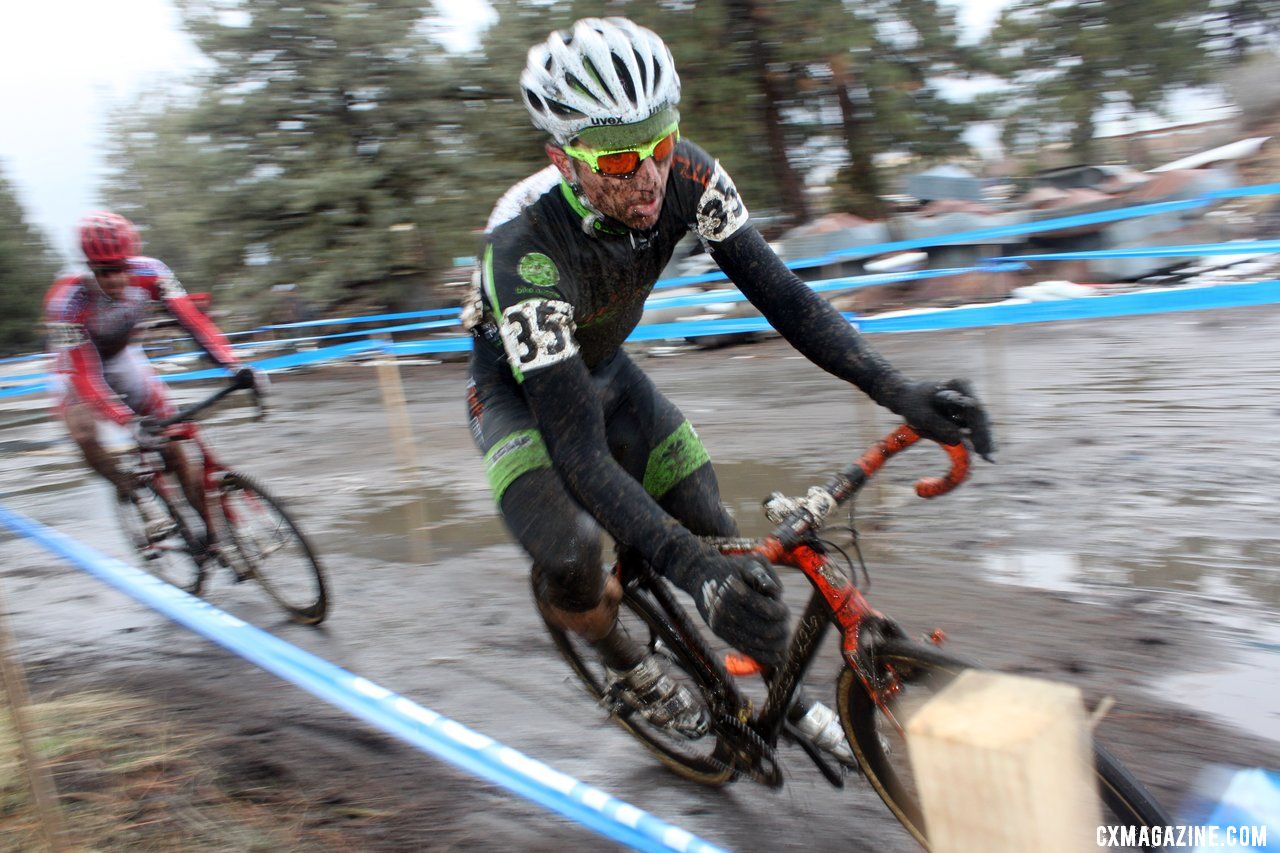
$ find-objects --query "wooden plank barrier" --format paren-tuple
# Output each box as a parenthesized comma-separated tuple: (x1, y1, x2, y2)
(906, 669, 1101, 852)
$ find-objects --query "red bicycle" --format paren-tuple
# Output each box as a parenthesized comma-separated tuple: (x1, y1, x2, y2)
(115, 372, 328, 624)
(544, 425, 1170, 848)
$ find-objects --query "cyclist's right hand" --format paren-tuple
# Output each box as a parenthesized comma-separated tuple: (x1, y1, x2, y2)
(130, 417, 165, 451)
(695, 551, 790, 671)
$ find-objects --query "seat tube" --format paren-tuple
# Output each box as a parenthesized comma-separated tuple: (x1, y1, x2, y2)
(760, 588, 832, 737)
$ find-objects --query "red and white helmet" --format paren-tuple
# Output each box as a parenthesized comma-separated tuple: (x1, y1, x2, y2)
(521, 18, 681, 145)
(78, 211, 139, 265)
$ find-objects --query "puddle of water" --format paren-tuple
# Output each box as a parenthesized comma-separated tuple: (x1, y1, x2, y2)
(979, 549, 1280, 743)
(982, 551, 1094, 595)
(1157, 576, 1280, 743)
(315, 485, 511, 566)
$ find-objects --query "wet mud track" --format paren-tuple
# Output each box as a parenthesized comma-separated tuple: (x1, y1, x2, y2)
(3, 305, 1279, 850)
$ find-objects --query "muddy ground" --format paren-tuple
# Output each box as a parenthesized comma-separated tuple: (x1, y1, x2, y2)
(2, 305, 1279, 851)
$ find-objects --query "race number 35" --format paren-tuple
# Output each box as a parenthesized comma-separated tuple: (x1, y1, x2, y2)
(499, 299, 579, 372)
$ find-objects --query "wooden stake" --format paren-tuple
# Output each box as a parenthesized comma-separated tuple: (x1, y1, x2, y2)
(906, 669, 1101, 853)
(374, 336, 420, 478)
(373, 336, 433, 562)
(0, 576, 66, 851)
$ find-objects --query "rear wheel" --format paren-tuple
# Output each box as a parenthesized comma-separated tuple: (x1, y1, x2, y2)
(544, 584, 735, 786)
(217, 471, 327, 625)
(116, 476, 205, 594)
(837, 637, 1171, 849)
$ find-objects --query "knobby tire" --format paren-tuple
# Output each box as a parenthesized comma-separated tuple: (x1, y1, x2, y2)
(219, 471, 328, 625)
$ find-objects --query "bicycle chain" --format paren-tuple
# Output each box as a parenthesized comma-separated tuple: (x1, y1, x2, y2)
(706, 709, 783, 787)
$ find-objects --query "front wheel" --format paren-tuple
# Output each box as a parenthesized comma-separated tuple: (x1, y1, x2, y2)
(837, 637, 1171, 849)
(217, 471, 328, 625)
(543, 584, 736, 786)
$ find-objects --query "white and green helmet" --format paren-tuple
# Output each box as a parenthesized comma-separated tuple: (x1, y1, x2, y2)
(520, 17, 681, 146)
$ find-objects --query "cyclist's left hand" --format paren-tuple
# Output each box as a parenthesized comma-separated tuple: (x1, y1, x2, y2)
(892, 378, 995, 460)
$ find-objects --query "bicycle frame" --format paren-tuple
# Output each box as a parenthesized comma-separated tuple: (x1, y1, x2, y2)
(624, 425, 970, 765)
(136, 373, 263, 546)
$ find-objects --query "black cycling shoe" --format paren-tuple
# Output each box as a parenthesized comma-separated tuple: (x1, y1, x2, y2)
(607, 655, 709, 739)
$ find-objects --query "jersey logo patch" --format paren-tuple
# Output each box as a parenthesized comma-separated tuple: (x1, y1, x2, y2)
(517, 253, 559, 288)
(695, 163, 748, 242)
(499, 299, 578, 373)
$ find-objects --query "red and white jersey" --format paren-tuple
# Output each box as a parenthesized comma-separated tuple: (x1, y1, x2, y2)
(44, 257, 238, 425)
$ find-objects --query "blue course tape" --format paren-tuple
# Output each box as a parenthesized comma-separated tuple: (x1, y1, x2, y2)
(0, 352, 47, 365)
(0, 505, 726, 853)
(992, 239, 1280, 263)
(13, 279, 1280, 396)
(644, 264, 1024, 311)
(0, 372, 46, 384)
(147, 309, 464, 348)
(261, 307, 461, 330)
(0, 381, 49, 399)
(8, 279, 1280, 399)
(856, 280, 1280, 333)
(389, 280, 1280, 348)
(94, 181, 1280, 356)
(653, 181, 1280, 290)
(149, 318, 463, 363)
(652, 197, 1206, 290)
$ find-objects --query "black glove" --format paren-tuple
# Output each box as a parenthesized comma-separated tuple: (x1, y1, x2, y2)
(233, 366, 270, 396)
(695, 552, 791, 670)
(888, 378, 995, 460)
(653, 536, 791, 669)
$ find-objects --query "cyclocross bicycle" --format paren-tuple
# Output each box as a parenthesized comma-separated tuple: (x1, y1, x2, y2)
(115, 370, 328, 625)
(543, 424, 1170, 849)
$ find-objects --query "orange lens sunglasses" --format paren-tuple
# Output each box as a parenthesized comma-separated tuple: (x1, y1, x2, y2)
(562, 124, 679, 179)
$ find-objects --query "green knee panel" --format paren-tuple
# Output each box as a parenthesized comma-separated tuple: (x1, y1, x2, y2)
(485, 420, 710, 503)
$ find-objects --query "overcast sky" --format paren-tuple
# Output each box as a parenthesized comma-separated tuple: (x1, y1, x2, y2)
(0, 0, 1045, 259)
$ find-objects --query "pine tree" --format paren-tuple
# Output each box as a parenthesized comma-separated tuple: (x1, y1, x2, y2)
(0, 169, 59, 355)
(989, 0, 1230, 162)
(106, 0, 468, 313)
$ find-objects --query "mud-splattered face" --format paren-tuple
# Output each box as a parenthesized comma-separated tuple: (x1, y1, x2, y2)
(547, 142, 673, 232)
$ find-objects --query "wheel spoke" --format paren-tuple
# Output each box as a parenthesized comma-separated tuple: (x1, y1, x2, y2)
(219, 472, 327, 625)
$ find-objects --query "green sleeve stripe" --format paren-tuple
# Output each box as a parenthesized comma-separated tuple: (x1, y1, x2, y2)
(642, 420, 712, 499)
(482, 244, 501, 317)
(483, 244, 524, 383)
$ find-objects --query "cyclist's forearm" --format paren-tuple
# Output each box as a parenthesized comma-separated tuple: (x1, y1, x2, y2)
(521, 360, 700, 568)
(165, 295, 238, 367)
(66, 346, 133, 425)
(712, 226, 910, 408)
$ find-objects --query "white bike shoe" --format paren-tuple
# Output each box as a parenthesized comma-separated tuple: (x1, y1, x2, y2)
(608, 655, 709, 739)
